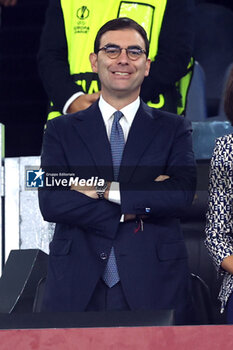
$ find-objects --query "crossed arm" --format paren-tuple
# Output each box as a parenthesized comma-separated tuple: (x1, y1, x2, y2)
(39, 116, 196, 235)
(70, 175, 169, 221)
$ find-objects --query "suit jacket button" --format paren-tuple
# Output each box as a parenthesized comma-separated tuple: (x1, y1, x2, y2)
(100, 252, 108, 260)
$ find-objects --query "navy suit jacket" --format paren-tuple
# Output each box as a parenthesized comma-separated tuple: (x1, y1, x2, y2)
(39, 100, 196, 321)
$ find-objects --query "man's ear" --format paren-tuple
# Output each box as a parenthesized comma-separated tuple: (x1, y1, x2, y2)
(144, 58, 151, 77)
(89, 53, 98, 73)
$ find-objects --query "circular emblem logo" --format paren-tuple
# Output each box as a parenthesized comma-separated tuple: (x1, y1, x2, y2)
(77, 6, 90, 20)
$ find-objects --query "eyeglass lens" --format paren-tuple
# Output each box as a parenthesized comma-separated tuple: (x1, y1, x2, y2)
(104, 46, 145, 60)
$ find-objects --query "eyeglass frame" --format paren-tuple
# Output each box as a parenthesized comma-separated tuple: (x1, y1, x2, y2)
(97, 44, 147, 61)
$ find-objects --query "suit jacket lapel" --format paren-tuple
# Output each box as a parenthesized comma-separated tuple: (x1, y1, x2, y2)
(70, 100, 161, 182)
(119, 101, 161, 182)
(71, 101, 114, 180)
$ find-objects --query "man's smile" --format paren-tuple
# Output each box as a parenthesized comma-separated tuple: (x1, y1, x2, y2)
(114, 72, 130, 76)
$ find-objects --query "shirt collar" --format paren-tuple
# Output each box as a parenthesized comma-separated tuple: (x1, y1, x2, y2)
(99, 95, 140, 126)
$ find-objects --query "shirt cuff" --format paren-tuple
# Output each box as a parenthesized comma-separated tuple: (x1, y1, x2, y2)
(108, 182, 121, 205)
(63, 92, 84, 114)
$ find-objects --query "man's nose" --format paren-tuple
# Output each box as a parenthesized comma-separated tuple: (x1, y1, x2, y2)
(116, 48, 129, 63)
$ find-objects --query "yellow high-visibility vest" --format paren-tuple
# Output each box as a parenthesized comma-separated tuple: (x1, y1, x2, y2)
(48, 0, 192, 120)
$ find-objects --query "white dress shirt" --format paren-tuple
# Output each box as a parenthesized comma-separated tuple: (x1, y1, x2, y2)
(99, 95, 140, 205)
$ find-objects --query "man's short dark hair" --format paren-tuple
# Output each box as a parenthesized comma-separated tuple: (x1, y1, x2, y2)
(94, 17, 149, 57)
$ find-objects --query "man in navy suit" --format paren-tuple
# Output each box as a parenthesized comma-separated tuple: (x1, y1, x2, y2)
(39, 17, 196, 324)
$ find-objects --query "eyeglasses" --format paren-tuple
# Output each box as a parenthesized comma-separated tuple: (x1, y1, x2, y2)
(97, 45, 147, 61)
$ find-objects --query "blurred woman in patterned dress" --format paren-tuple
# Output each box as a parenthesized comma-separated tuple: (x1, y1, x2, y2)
(205, 66, 233, 323)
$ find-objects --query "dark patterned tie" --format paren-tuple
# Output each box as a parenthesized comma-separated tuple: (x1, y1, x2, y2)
(103, 111, 124, 287)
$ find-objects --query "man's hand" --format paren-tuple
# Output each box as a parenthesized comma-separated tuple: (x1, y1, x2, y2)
(67, 92, 101, 113)
(124, 214, 136, 221)
(70, 184, 98, 199)
(155, 175, 170, 182)
(0, 0, 17, 6)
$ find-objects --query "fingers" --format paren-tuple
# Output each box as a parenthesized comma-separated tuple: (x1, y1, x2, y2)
(67, 95, 91, 113)
(68, 92, 101, 113)
(154, 175, 170, 182)
(124, 214, 136, 221)
(70, 184, 98, 199)
(88, 91, 101, 103)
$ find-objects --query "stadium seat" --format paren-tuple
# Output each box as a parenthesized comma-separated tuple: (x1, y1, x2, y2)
(0, 249, 48, 313)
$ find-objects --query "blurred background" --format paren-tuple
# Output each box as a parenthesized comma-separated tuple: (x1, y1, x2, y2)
(0, 0, 233, 157)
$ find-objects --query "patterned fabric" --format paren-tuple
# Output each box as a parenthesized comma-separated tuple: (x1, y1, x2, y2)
(103, 111, 124, 287)
(102, 247, 120, 287)
(110, 111, 125, 179)
(205, 134, 233, 312)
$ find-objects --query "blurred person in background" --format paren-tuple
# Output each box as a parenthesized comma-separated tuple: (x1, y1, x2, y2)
(0, 0, 17, 6)
(205, 66, 233, 323)
(38, 0, 195, 121)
